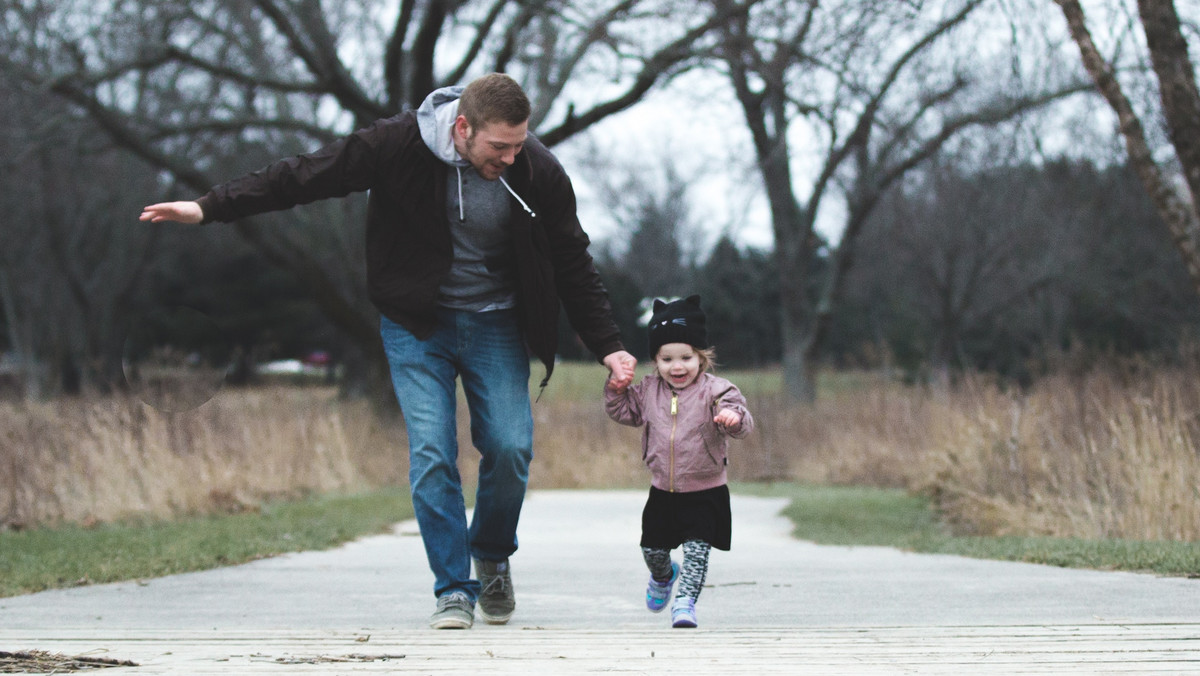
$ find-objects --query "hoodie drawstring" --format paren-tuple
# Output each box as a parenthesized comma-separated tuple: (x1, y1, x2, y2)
(455, 170, 536, 221)
(499, 176, 536, 219)
(455, 166, 465, 222)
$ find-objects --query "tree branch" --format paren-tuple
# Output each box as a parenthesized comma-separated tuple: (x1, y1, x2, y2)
(385, 0, 418, 108)
(410, 0, 457, 101)
(148, 119, 339, 145)
(253, 0, 388, 121)
(443, 0, 513, 87)
(44, 73, 377, 346)
(537, 0, 749, 146)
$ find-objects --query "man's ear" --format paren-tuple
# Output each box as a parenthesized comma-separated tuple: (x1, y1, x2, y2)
(454, 115, 472, 139)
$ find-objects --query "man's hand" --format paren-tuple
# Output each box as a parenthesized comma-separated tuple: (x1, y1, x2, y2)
(140, 201, 203, 224)
(603, 350, 637, 392)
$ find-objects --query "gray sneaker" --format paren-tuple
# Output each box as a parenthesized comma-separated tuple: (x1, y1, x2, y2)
(430, 591, 474, 629)
(474, 558, 515, 624)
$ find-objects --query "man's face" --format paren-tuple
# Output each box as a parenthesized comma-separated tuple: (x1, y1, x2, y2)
(457, 117, 528, 180)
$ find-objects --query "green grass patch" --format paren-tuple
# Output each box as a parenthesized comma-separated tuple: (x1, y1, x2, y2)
(532, 360, 868, 401)
(738, 483, 1200, 577)
(0, 487, 413, 598)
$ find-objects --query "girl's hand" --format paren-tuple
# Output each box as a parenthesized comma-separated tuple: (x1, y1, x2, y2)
(714, 409, 742, 429)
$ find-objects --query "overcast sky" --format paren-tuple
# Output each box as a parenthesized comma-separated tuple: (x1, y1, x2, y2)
(554, 71, 785, 255)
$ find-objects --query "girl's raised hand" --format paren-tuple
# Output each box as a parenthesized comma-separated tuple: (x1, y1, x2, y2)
(714, 409, 741, 429)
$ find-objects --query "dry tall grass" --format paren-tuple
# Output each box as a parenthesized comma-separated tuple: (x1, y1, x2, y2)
(923, 366, 1200, 540)
(4, 361, 1198, 542)
(740, 363, 1200, 542)
(0, 387, 406, 528)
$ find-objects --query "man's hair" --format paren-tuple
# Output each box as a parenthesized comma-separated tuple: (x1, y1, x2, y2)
(458, 73, 531, 131)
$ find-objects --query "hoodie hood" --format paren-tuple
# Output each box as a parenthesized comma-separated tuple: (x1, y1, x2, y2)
(417, 86, 469, 167)
(415, 83, 538, 222)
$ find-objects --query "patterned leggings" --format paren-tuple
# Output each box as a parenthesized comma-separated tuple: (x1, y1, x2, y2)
(642, 540, 711, 602)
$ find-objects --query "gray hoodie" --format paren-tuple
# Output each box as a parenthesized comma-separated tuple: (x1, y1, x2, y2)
(416, 86, 522, 311)
(417, 86, 470, 167)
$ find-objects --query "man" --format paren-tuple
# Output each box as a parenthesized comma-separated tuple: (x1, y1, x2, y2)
(141, 73, 637, 629)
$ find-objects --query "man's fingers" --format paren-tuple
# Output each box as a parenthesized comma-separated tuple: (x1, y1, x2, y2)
(139, 201, 202, 224)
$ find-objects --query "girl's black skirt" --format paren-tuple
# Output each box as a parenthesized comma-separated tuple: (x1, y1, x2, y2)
(640, 484, 731, 551)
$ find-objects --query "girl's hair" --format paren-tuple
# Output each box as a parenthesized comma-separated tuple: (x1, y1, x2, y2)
(696, 347, 718, 372)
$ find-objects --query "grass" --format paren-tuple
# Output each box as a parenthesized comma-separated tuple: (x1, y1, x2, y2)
(535, 360, 864, 401)
(6, 358, 1200, 596)
(0, 487, 413, 597)
(741, 482, 1200, 578)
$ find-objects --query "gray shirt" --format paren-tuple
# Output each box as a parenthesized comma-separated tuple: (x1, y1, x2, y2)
(439, 165, 517, 311)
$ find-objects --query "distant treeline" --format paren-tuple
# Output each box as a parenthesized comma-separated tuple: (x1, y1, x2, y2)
(0, 121, 1194, 396)
(573, 158, 1198, 383)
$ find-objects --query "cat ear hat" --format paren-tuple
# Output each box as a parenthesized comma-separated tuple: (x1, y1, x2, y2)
(647, 295, 707, 357)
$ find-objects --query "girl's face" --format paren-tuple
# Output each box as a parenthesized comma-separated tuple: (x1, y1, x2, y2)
(655, 343, 701, 389)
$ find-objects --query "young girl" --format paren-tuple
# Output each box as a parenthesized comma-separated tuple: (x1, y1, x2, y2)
(604, 295, 754, 628)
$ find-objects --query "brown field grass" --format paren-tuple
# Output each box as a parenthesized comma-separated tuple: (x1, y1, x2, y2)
(3, 360, 1198, 543)
(0, 387, 405, 528)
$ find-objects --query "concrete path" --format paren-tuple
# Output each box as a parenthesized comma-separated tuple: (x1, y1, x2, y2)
(2, 490, 1200, 673)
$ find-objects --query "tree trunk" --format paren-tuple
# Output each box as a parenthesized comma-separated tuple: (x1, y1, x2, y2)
(781, 314, 817, 402)
(1056, 0, 1200, 297)
(764, 157, 819, 403)
(1139, 0, 1200, 211)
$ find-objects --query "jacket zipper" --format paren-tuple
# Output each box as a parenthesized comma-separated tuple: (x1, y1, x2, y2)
(669, 392, 678, 492)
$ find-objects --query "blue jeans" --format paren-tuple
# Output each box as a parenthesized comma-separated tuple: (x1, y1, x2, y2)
(380, 309, 533, 601)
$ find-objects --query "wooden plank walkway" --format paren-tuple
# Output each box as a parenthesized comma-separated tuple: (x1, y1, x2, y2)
(3, 624, 1199, 674)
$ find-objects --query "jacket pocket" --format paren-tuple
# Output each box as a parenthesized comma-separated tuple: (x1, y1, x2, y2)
(699, 422, 726, 470)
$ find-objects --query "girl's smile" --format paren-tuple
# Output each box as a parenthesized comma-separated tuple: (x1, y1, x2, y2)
(655, 343, 701, 390)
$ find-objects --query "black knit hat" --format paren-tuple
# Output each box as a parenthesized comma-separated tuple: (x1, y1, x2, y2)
(647, 295, 708, 357)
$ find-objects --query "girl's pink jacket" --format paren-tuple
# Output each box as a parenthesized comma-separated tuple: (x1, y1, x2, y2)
(605, 372, 754, 493)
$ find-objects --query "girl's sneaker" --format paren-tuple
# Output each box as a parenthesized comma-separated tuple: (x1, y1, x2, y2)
(671, 597, 698, 628)
(645, 562, 679, 612)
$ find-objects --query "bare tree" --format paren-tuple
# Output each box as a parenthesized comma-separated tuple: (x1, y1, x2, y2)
(866, 154, 1068, 386)
(710, 0, 1087, 401)
(574, 142, 700, 298)
(0, 0, 745, 396)
(1054, 0, 1200, 297)
(0, 76, 160, 398)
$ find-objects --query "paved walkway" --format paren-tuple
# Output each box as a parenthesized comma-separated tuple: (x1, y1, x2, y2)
(3, 490, 1200, 673)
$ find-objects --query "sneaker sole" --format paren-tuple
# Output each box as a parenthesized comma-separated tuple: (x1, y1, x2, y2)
(478, 608, 513, 624)
(430, 616, 474, 630)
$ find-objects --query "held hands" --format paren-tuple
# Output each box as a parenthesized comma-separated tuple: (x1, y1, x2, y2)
(140, 201, 203, 224)
(603, 350, 637, 392)
(714, 408, 742, 429)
